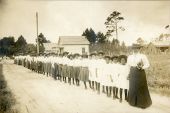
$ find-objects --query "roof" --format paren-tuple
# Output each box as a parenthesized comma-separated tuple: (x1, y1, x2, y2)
(152, 41, 170, 47)
(43, 43, 60, 49)
(43, 43, 58, 47)
(58, 36, 90, 45)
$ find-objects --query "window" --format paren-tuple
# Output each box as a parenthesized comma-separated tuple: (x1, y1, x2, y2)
(82, 47, 85, 54)
(59, 47, 64, 54)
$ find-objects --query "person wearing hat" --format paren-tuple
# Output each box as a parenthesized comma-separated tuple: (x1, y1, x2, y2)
(117, 55, 129, 103)
(127, 44, 152, 108)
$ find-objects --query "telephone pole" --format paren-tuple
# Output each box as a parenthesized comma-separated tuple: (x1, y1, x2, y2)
(36, 12, 39, 55)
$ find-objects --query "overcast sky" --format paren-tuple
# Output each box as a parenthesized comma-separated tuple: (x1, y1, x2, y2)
(0, 0, 170, 45)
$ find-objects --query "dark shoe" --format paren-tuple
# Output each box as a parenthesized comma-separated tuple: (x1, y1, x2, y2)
(115, 96, 119, 99)
(119, 99, 122, 103)
(113, 96, 116, 100)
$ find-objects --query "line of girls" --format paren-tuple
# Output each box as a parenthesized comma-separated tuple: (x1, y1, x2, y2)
(14, 51, 129, 103)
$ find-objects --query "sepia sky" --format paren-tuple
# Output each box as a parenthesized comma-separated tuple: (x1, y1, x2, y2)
(0, 0, 170, 45)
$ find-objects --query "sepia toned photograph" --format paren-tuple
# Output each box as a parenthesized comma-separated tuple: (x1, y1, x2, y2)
(0, 0, 170, 113)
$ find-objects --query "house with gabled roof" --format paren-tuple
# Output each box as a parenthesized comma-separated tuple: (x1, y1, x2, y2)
(58, 36, 90, 54)
(43, 36, 90, 54)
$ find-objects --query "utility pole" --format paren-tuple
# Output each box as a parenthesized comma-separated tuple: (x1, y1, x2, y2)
(36, 12, 39, 55)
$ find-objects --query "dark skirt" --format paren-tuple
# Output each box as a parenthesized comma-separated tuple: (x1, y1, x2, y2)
(54, 63, 59, 77)
(42, 63, 46, 73)
(31, 61, 36, 70)
(14, 59, 17, 64)
(58, 64, 63, 76)
(38, 61, 43, 72)
(79, 67, 89, 82)
(18, 60, 22, 65)
(27, 61, 30, 69)
(62, 65, 67, 77)
(47, 63, 51, 74)
(67, 66, 74, 78)
(128, 67, 152, 108)
(73, 67, 80, 79)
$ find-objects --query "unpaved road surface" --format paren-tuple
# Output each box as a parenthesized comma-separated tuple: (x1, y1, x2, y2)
(1, 60, 170, 113)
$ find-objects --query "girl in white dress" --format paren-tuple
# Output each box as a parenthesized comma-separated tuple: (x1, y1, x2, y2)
(101, 56, 112, 97)
(96, 52, 105, 94)
(111, 56, 119, 99)
(88, 53, 97, 90)
(117, 55, 129, 102)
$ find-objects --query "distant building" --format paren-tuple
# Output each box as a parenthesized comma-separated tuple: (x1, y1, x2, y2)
(43, 36, 90, 54)
(58, 36, 90, 54)
(43, 43, 59, 53)
(152, 34, 170, 52)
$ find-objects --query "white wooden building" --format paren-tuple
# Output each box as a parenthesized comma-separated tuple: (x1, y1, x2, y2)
(58, 36, 90, 54)
(43, 36, 90, 54)
(43, 43, 59, 53)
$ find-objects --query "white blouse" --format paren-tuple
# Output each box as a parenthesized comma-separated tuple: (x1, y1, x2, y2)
(127, 52, 150, 69)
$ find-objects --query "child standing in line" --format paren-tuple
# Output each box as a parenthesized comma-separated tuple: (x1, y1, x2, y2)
(117, 55, 129, 103)
(101, 56, 112, 97)
(111, 56, 119, 99)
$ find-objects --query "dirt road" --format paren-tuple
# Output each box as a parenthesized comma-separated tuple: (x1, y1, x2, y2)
(1, 60, 170, 113)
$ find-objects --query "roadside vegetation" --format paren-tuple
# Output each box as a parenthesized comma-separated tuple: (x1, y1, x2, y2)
(146, 54, 170, 96)
(0, 63, 17, 113)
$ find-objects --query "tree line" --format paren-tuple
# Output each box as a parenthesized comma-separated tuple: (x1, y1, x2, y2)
(0, 33, 49, 56)
(0, 11, 130, 56)
(81, 11, 128, 55)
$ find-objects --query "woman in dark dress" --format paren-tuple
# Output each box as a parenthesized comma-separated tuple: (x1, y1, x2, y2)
(127, 44, 152, 108)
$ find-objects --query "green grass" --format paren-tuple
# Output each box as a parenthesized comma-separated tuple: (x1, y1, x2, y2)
(146, 54, 170, 96)
(0, 64, 17, 113)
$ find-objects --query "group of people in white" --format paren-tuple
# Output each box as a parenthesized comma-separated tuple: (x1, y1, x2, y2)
(14, 45, 152, 108)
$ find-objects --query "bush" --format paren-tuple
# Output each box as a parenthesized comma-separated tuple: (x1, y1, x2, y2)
(0, 64, 16, 112)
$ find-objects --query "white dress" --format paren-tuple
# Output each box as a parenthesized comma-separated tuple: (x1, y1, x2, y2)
(110, 63, 119, 87)
(88, 59, 98, 82)
(96, 59, 105, 83)
(117, 64, 130, 90)
(100, 63, 112, 86)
